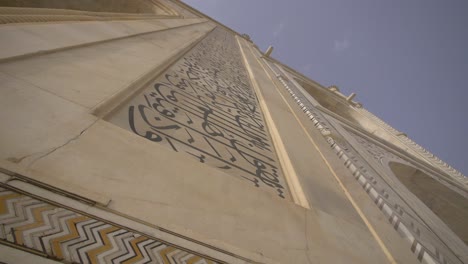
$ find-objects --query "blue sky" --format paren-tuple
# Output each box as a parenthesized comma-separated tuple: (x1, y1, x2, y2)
(183, 0, 468, 176)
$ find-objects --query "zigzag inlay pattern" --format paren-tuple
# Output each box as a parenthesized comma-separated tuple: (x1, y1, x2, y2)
(0, 187, 218, 264)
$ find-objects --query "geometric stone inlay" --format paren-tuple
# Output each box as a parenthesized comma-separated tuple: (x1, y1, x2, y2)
(0, 187, 219, 264)
(108, 27, 288, 198)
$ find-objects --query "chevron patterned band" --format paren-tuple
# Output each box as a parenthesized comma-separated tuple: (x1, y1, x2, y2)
(0, 187, 219, 264)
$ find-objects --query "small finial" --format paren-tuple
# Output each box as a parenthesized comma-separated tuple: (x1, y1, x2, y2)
(328, 85, 340, 92)
(264, 46, 274, 57)
(346, 93, 356, 102)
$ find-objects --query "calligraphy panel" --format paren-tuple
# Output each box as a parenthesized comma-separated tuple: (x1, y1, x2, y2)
(108, 27, 289, 199)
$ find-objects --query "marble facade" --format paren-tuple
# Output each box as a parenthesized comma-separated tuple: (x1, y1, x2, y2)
(0, 1, 466, 263)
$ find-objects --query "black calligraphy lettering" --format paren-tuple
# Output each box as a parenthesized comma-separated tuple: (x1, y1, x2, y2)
(185, 128, 195, 144)
(121, 28, 288, 198)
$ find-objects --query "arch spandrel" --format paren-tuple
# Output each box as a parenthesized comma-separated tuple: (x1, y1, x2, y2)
(389, 161, 468, 245)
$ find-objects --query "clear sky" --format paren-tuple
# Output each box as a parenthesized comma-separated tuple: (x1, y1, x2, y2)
(183, 0, 468, 176)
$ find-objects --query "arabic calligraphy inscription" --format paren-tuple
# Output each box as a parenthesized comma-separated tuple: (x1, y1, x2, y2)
(108, 28, 289, 198)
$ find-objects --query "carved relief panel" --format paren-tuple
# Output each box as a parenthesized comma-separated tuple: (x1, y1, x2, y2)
(343, 129, 466, 264)
(108, 27, 289, 199)
(264, 59, 465, 263)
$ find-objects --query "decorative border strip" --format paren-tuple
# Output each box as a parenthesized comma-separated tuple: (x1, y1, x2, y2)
(265, 61, 457, 264)
(0, 6, 177, 25)
(0, 7, 168, 17)
(0, 186, 220, 264)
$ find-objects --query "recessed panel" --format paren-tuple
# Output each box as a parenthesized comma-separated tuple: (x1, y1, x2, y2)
(108, 27, 289, 199)
(390, 162, 468, 245)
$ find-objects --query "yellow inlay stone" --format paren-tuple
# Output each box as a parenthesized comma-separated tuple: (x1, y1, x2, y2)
(86, 225, 120, 264)
(14, 205, 55, 245)
(186, 255, 202, 264)
(159, 246, 176, 264)
(122, 235, 149, 264)
(0, 192, 22, 215)
(50, 215, 89, 259)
